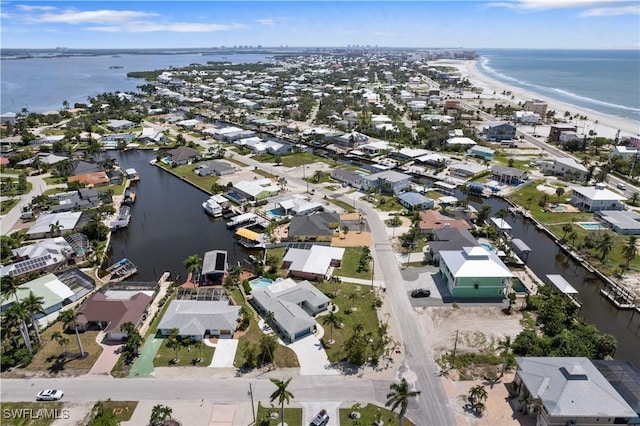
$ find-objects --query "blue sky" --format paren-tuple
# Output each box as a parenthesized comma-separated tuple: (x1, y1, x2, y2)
(1, 1, 639, 49)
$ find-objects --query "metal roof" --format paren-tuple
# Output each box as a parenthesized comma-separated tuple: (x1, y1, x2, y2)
(546, 274, 578, 294)
(511, 238, 532, 252)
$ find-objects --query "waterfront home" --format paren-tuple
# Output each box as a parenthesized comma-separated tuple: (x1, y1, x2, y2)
(398, 192, 434, 210)
(419, 210, 471, 234)
(467, 145, 495, 161)
(491, 165, 528, 185)
(194, 160, 235, 177)
(513, 357, 637, 426)
(77, 282, 157, 341)
(201, 250, 227, 285)
(359, 141, 390, 156)
(425, 228, 479, 264)
(250, 278, 330, 343)
(445, 137, 477, 147)
(233, 178, 279, 201)
(569, 184, 626, 212)
(394, 147, 431, 161)
(522, 100, 547, 117)
(0, 237, 75, 278)
(50, 188, 100, 213)
(67, 171, 110, 188)
(166, 146, 200, 165)
(482, 121, 516, 142)
(287, 212, 340, 242)
(0, 270, 94, 318)
(277, 195, 323, 216)
(158, 300, 240, 341)
(540, 157, 587, 181)
(330, 169, 369, 189)
(448, 162, 486, 179)
(0, 112, 17, 125)
(68, 159, 103, 176)
(513, 111, 541, 124)
(439, 246, 513, 298)
(17, 153, 68, 168)
(415, 153, 451, 167)
(363, 170, 412, 195)
(100, 133, 137, 149)
(282, 245, 345, 281)
(106, 119, 135, 131)
(26, 211, 82, 239)
(334, 131, 369, 150)
(139, 127, 169, 145)
(548, 124, 577, 142)
(611, 145, 639, 159)
(597, 210, 640, 235)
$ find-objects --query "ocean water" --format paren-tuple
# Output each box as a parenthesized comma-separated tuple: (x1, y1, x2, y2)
(0, 53, 271, 113)
(477, 49, 640, 121)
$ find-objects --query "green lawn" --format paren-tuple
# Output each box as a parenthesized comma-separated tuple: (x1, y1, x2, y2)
(42, 187, 67, 197)
(493, 152, 531, 170)
(88, 400, 138, 423)
(339, 403, 417, 426)
(369, 194, 404, 212)
(153, 339, 214, 367)
(334, 247, 375, 280)
(256, 403, 303, 426)
(230, 288, 300, 368)
(0, 198, 19, 214)
(315, 281, 383, 362)
(508, 180, 593, 224)
(326, 197, 356, 213)
(225, 157, 250, 168)
(157, 162, 219, 193)
(25, 322, 103, 375)
(43, 176, 67, 185)
(0, 402, 64, 426)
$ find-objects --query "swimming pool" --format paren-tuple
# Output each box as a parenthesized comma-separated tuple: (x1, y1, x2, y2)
(250, 277, 273, 290)
(511, 277, 529, 294)
(577, 222, 606, 230)
(551, 204, 568, 212)
(480, 242, 495, 252)
(266, 208, 285, 220)
(226, 191, 245, 202)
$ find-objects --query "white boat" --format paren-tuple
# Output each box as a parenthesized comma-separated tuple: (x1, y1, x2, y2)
(149, 159, 157, 165)
(202, 197, 223, 217)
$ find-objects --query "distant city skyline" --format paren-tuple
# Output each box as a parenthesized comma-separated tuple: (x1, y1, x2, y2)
(1, 1, 639, 50)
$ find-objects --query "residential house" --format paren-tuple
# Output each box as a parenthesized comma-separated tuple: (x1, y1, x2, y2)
(597, 210, 640, 235)
(415, 153, 451, 167)
(446, 137, 477, 147)
(426, 228, 479, 264)
(513, 111, 541, 124)
(363, 170, 412, 194)
(395, 148, 430, 161)
(26, 212, 83, 239)
(0, 237, 75, 278)
(277, 195, 323, 216)
(570, 184, 626, 212)
(195, 160, 235, 177)
(100, 133, 137, 149)
(69, 159, 103, 176)
(139, 127, 169, 145)
(158, 300, 240, 340)
(68, 171, 110, 187)
(491, 165, 528, 185)
(513, 357, 637, 426)
(330, 169, 369, 189)
(360, 141, 390, 156)
(17, 153, 68, 168)
(448, 162, 486, 179)
(50, 188, 101, 213)
(541, 157, 587, 181)
(439, 246, 513, 298)
(106, 119, 135, 131)
(482, 121, 516, 141)
(549, 124, 577, 142)
(166, 146, 200, 165)
(398, 192, 434, 210)
(467, 145, 495, 161)
(287, 212, 339, 242)
(334, 132, 369, 150)
(0, 112, 17, 125)
(522, 100, 547, 117)
(418, 210, 471, 234)
(283, 245, 345, 281)
(77, 282, 157, 341)
(611, 145, 639, 159)
(233, 178, 280, 201)
(251, 278, 330, 343)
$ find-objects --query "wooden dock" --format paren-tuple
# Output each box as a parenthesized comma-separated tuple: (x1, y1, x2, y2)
(600, 281, 637, 309)
(104, 258, 137, 282)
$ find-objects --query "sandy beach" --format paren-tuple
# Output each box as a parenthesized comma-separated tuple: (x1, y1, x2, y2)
(432, 59, 640, 140)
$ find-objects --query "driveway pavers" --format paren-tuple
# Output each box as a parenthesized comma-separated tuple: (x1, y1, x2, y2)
(209, 339, 238, 368)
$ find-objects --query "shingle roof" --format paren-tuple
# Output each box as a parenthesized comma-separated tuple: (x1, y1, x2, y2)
(288, 212, 339, 238)
(79, 291, 152, 333)
(157, 300, 240, 336)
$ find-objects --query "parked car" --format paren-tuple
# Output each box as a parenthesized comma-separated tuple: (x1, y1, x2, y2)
(617, 183, 627, 191)
(310, 409, 330, 426)
(411, 288, 431, 298)
(36, 389, 64, 401)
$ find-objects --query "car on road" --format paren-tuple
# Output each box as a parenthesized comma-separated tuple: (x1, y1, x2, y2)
(310, 409, 330, 426)
(36, 389, 64, 401)
(617, 183, 627, 191)
(411, 288, 431, 298)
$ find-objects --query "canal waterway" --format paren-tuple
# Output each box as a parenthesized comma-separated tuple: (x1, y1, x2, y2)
(466, 195, 640, 367)
(105, 150, 250, 283)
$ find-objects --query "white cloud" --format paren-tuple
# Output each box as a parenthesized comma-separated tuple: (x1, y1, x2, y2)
(32, 9, 158, 25)
(487, 0, 639, 15)
(87, 22, 245, 33)
(257, 18, 274, 26)
(15, 5, 57, 12)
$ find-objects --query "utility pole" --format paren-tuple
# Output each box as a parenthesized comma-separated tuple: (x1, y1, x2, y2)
(451, 329, 459, 370)
(248, 383, 256, 424)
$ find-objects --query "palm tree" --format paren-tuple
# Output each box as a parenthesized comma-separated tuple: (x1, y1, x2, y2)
(5, 302, 33, 354)
(555, 187, 565, 202)
(352, 322, 364, 336)
(468, 385, 489, 415)
(561, 223, 573, 241)
(269, 377, 294, 426)
(23, 291, 45, 345)
(321, 311, 341, 345)
(312, 170, 323, 183)
(622, 235, 638, 269)
(497, 336, 512, 377)
(476, 205, 492, 224)
(385, 378, 421, 426)
(348, 292, 358, 310)
(166, 328, 182, 363)
(1, 274, 20, 304)
(49, 220, 62, 237)
(183, 254, 202, 281)
(629, 192, 639, 207)
(595, 233, 614, 261)
(59, 309, 84, 358)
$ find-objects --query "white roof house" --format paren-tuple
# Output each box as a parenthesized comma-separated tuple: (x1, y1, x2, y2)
(283, 245, 345, 280)
(250, 278, 330, 342)
(277, 195, 323, 216)
(612, 145, 639, 158)
(158, 300, 240, 340)
(515, 357, 637, 424)
(0, 274, 76, 317)
(446, 137, 477, 146)
(570, 184, 626, 212)
(234, 179, 280, 200)
(26, 212, 82, 238)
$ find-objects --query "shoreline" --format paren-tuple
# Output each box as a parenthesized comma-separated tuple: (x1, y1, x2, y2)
(433, 59, 640, 140)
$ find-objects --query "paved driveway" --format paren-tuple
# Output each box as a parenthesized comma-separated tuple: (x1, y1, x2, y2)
(300, 401, 342, 426)
(129, 336, 163, 377)
(209, 339, 238, 368)
(88, 333, 123, 376)
(287, 334, 338, 376)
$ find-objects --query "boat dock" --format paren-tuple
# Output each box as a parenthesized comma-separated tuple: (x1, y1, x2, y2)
(110, 205, 131, 230)
(125, 168, 140, 181)
(105, 258, 137, 281)
(600, 280, 637, 310)
(226, 212, 258, 229)
(546, 274, 582, 308)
